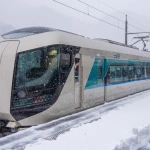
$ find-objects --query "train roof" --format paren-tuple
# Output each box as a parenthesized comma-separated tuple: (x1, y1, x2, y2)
(1, 27, 81, 39)
(1, 27, 150, 58)
(94, 38, 139, 50)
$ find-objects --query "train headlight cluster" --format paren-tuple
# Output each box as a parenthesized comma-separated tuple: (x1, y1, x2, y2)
(12, 94, 53, 108)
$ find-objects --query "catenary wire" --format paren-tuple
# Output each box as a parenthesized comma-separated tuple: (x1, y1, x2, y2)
(78, 0, 145, 32)
(97, 0, 150, 31)
(52, 0, 125, 31)
(78, 0, 124, 23)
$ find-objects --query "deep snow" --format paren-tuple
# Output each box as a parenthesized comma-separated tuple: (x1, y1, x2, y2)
(23, 90, 150, 150)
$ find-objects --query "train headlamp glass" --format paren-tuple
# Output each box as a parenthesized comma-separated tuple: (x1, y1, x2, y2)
(17, 90, 26, 99)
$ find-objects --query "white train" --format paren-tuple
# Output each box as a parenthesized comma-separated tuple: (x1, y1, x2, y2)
(0, 27, 150, 132)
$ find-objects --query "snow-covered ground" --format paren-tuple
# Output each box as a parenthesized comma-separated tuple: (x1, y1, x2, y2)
(23, 90, 150, 150)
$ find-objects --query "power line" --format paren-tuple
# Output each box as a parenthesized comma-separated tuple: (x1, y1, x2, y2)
(128, 16, 150, 31)
(78, 0, 145, 32)
(52, 0, 147, 33)
(128, 24, 145, 32)
(52, 0, 124, 31)
(97, 0, 150, 31)
(97, 0, 126, 16)
(78, 0, 124, 23)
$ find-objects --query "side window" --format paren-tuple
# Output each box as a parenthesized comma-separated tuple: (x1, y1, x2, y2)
(116, 66, 121, 78)
(75, 58, 80, 82)
(109, 66, 122, 83)
(128, 66, 133, 80)
(146, 67, 150, 77)
(135, 66, 141, 79)
(110, 66, 117, 83)
(110, 66, 116, 79)
(141, 67, 145, 78)
(122, 66, 128, 80)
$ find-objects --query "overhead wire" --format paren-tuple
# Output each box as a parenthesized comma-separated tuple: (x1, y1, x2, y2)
(97, 0, 126, 16)
(97, 0, 150, 31)
(52, 0, 125, 31)
(78, 0, 145, 32)
(128, 16, 150, 31)
(78, 0, 124, 23)
(52, 0, 148, 33)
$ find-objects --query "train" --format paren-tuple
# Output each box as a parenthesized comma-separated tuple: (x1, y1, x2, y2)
(0, 27, 150, 132)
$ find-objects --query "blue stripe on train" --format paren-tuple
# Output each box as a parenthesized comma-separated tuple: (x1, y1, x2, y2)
(85, 58, 150, 90)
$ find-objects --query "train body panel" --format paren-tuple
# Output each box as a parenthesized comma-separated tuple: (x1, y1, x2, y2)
(105, 80, 150, 102)
(4, 31, 149, 59)
(80, 48, 105, 107)
(0, 41, 19, 121)
(0, 27, 150, 129)
(18, 67, 77, 126)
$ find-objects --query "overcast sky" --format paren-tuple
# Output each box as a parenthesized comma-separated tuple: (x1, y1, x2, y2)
(21, 0, 150, 17)
(19, 0, 150, 32)
(1, 0, 150, 49)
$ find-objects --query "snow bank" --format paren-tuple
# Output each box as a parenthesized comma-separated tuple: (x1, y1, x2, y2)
(114, 126, 150, 150)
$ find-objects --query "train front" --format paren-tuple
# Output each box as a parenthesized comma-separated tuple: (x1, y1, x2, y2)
(0, 27, 80, 131)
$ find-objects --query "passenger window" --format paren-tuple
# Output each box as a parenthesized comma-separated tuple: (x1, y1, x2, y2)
(141, 67, 145, 78)
(128, 66, 133, 80)
(146, 67, 150, 77)
(107, 64, 147, 84)
(110, 66, 116, 79)
(122, 66, 128, 80)
(75, 58, 80, 82)
(135, 67, 141, 79)
(116, 66, 121, 78)
(109, 66, 122, 83)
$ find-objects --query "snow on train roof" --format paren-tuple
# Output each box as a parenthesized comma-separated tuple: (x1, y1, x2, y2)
(1, 27, 80, 39)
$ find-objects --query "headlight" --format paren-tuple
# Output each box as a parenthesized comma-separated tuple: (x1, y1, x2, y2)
(17, 90, 26, 99)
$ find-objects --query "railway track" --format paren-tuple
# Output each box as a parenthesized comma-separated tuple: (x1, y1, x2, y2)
(0, 91, 148, 150)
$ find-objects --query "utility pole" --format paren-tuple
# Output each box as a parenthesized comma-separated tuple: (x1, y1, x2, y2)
(124, 15, 150, 51)
(125, 15, 128, 45)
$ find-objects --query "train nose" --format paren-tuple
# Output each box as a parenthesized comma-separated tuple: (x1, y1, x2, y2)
(0, 41, 19, 121)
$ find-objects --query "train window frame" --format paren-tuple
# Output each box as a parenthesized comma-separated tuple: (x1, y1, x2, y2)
(13, 45, 61, 90)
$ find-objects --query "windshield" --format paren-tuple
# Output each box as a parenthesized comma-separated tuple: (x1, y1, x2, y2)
(14, 46, 60, 89)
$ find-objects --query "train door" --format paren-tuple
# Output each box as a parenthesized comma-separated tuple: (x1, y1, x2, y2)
(74, 54, 83, 108)
(95, 58, 105, 104)
(83, 56, 105, 106)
